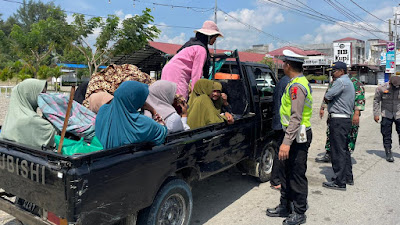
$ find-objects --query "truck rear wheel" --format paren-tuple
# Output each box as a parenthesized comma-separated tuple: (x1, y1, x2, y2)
(137, 179, 193, 225)
(257, 144, 275, 183)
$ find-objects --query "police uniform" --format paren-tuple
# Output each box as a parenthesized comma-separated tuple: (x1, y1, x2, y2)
(316, 76, 366, 163)
(373, 76, 400, 162)
(322, 62, 355, 190)
(266, 50, 312, 225)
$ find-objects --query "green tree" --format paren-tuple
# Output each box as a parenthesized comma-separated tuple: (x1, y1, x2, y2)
(37, 65, 51, 79)
(7, 0, 65, 32)
(10, 13, 71, 77)
(259, 57, 276, 71)
(70, 8, 160, 75)
(51, 66, 63, 92)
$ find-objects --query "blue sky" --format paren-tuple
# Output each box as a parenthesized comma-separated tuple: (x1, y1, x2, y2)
(0, 0, 397, 50)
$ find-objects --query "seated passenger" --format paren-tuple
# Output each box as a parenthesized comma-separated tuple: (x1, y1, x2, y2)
(0, 79, 56, 149)
(210, 82, 234, 123)
(83, 64, 155, 108)
(145, 80, 190, 133)
(38, 92, 97, 141)
(187, 79, 231, 129)
(87, 91, 114, 114)
(95, 81, 168, 149)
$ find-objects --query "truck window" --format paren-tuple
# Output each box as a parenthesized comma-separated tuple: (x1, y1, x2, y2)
(254, 67, 276, 97)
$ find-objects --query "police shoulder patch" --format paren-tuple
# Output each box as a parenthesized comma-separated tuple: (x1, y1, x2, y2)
(290, 86, 298, 100)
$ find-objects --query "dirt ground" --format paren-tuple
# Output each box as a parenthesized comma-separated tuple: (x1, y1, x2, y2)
(1, 85, 399, 225)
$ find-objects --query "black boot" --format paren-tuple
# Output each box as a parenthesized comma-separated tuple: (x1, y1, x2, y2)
(315, 151, 331, 163)
(283, 213, 306, 225)
(266, 204, 291, 217)
(385, 148, 394, 162)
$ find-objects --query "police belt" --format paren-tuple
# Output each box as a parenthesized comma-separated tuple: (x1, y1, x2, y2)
(282, 126, 311, 131)
(329, 113, 351, 118)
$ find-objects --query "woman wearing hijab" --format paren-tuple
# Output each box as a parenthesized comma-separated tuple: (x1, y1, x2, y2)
(145, 80, 190, 133)
(187, 79, 231, 129)
(95, 81, 168, 149)
(161, 21, 223, 100)
(210, 82, 234, 123)
(0, 79, 56, 149)
(87, 91, 114, 114)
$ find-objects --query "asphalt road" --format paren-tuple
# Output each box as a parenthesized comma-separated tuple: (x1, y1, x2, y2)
(189, 86, 400, 225)
(1, 85, 400, 225)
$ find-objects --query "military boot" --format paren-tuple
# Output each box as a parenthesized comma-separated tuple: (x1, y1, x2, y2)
(385, 148, 394, 162)
(315, 151, 331, 163)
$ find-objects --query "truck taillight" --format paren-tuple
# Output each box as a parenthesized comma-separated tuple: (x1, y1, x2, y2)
(46, 211, 68, 225)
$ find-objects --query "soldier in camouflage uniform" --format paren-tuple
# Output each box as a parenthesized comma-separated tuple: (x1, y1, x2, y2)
(315, 75, 366, 163)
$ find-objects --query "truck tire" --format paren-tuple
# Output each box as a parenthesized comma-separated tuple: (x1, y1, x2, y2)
(137, 179, 193, 225)
(257, 143, 276, 183)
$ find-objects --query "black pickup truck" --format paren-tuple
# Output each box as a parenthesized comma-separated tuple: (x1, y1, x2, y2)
(0, 51, 279, 225)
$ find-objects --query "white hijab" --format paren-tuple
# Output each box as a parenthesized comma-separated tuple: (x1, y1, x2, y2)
(145, 80, 177, 120)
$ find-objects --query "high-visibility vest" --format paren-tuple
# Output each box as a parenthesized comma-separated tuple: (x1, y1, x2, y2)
(280, 75, 312, 128)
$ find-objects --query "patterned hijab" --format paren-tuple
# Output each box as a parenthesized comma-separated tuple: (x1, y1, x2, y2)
(83, 64, 155, 107)
(0, 79, 56, 149)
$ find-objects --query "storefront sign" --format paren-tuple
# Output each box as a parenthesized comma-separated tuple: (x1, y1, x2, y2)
(303, 58, 330, 66)
(386, 50, 395, 73)
(333, 43, 351, 66)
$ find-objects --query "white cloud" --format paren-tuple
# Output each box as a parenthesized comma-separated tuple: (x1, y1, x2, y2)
(209, 5, 285, 50)
(115, 10, 124, 18)
(66, 14, 74, 24)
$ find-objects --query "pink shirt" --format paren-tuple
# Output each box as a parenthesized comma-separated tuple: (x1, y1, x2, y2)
(161, 45, 207, 99)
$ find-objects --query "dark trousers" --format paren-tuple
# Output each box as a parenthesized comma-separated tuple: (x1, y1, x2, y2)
(381, 117, 400, 150)
(270, 129, 285, 186)
(329, 118, 352, 186)
(280, 129, 312, 214)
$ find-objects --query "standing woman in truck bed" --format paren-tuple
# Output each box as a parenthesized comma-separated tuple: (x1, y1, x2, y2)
(161, 20, 223, 100)
(0, 79, 56, 149)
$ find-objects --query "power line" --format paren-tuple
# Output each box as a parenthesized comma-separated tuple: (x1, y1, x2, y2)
(1, 0, 100, 18)
(324, 0, 380, 38)
(218, 8, 294, 46)
(261, 0, 387, 37)
(349, 0, 387, 23)
(132, 0, 214, 13)
(1, 0, 200, 30)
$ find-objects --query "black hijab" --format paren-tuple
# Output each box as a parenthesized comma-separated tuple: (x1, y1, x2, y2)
(177, 32, 211, 79)
(74, 81, 89, 104)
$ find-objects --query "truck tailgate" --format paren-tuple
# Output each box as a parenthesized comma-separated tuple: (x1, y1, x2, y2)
(0, 141, 70, 219)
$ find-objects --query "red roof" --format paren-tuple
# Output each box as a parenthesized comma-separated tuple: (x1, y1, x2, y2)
(267, 46, 325, 57)
(149, 41, 268, 63)
(333, 37, 363, 42)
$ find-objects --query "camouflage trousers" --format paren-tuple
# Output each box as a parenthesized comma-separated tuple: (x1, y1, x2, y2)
(325, 117, 359, 154)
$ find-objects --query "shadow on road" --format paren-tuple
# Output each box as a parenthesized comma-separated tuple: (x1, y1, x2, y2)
(366, 149, 400, 159)
(4, 219, 22, 225)
(190, 166, 259, 224)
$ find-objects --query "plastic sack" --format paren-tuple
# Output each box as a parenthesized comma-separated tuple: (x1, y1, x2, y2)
(55, 135, 103, 156)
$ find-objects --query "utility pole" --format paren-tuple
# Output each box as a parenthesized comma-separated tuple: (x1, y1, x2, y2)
(395, 7, 399, 75)
(214, 0, 217, 54)
(389, 19, 393, 41)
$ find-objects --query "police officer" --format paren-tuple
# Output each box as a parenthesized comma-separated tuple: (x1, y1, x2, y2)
(266, 50, 312, 225)
(322, 62, 355, 191)
(316, 71, 365, 168)
(373, 76, 400, 162)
